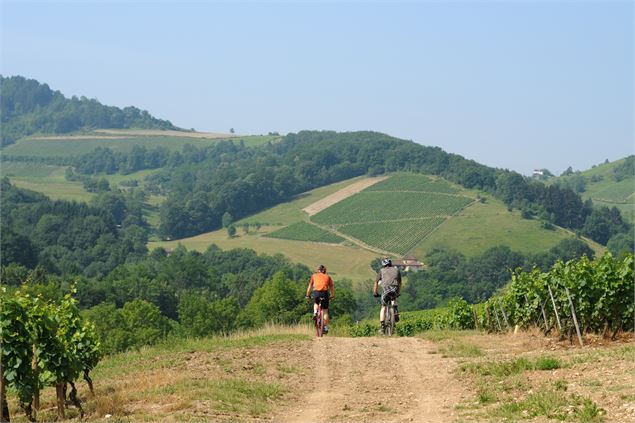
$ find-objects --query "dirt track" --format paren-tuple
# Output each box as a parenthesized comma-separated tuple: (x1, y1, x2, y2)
(274, 337, 465, 423)
(302, 176, 388, 216)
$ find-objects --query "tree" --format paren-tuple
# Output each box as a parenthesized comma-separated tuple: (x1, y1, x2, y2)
(236, 272, 305, 327)
(227, 225, 237, 237)
(241, 223, 249, 235)
(222, 212, 233, 228)
(230, 128, 235, 134)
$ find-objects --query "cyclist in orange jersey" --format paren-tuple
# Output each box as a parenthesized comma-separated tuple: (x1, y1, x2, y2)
(305, 265, 334, 333)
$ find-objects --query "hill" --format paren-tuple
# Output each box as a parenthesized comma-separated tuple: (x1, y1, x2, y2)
(0, 75, 178, 146)
(554, 156, 634, 224)
(151, 173, 602, 280)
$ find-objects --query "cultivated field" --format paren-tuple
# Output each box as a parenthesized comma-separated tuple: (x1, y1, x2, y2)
(302, 176, 388, 216)
(265, 221, 345, 244)
(339, 217, 445, 255)
(311, 191, 473, 225)
(364, 173, 459, 194)
(8, 327, 631, 422)
(2, 133, 279, 158)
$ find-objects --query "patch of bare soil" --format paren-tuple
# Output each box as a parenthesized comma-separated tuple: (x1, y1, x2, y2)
(302, 176, 389, 216)
(93, 129, 234, 138)
(453, 330, 635, 423)
(274, 337, 468, 422)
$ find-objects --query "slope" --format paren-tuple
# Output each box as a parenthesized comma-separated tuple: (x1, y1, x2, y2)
(150, 173, 594, 280)
(552, 156, 634, 223)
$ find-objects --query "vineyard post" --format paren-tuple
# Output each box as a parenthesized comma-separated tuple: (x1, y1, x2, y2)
(494, 305, 502, 332)
(31, 345, 39, 419)
(539, 298, 549, 333)
(472, 306, 479, 330)
(547, 284, 562, 332)
(0, 361, 9, 423)
(498, 300, 509, 329)
(565, 287, 584, 347)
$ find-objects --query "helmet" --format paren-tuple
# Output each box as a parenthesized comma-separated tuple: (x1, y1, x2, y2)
(381, 258, 392, 267)
(318, 265, 327, 273)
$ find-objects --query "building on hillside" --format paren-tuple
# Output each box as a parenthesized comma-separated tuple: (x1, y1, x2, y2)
(393, 256, 425, 272)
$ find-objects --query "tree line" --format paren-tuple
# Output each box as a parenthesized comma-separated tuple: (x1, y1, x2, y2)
(0, 75, 177, 146)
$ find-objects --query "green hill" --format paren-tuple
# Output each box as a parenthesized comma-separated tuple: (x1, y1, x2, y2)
(549, 156, 634, 223)
(151, 173, 601, 279)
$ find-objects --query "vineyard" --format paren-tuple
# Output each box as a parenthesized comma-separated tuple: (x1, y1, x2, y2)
(308, 173, 474, 255)
(264, 222, 344, 244)
(339, 218, 444, 255)
(311, 192, 472, 225)
(363, 173, 459, 194)
(479, 252, 634, 342)
(0, 287, 101, 422)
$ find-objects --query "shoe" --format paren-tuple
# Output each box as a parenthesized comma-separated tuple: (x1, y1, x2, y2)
(323, 325, 329, 334)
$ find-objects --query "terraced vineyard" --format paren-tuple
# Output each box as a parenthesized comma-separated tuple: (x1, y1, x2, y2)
(364, 173, 459, 194)
(309, 173, 475, 255)
(311, 191, 472, 225)
(339, 217, 445, 254)
(264, 221, 344, 244)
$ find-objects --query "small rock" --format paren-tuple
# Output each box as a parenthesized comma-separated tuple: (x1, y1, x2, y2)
(105, 415, 112, 419)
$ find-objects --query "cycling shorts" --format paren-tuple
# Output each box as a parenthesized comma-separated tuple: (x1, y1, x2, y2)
(381, 285, 398, 306)
(312, 290, 330, 309)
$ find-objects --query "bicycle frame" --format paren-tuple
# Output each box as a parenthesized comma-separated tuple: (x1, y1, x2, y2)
(315, 298, 325, 337)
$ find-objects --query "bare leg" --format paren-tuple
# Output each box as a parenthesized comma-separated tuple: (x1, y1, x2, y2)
(380, 305, 386, 323)
(324, 309, 330, 325)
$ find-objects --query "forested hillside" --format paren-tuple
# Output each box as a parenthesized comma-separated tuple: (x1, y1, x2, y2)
(0, 75, 178, 146)
(87, 130, 627, 249)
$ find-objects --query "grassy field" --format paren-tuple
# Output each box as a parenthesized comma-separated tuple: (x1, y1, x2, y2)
(3, 133, 279, 158)
(2, 162, 94, 202)
(149, 226, 378, 282)
(409, 196, 601, 257)
(552, 157, 634, 223)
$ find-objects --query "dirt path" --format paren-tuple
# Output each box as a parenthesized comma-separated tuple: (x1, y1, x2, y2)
(275, 337, 465, 423)
(302, 176, 388, 216)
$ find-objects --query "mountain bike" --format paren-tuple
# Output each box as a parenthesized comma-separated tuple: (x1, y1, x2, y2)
(314, 297, 326, 337)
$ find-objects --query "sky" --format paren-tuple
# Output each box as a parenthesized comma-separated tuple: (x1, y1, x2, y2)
(1, 0, 633, 175)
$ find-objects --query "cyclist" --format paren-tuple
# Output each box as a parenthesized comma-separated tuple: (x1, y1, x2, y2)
(373, 258, 402, 332)
(306, 264, 334, 334)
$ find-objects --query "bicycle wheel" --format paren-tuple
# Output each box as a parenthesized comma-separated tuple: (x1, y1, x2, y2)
(386, 306, 394, 336)
(316, 307, 324, 337)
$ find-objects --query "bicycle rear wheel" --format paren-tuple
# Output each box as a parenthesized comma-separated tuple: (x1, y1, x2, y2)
(315, 307, 324, 337)
(386, 306, 394, 336)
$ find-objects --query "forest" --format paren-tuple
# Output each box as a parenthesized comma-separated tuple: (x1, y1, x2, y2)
(0, 76, 177, 146)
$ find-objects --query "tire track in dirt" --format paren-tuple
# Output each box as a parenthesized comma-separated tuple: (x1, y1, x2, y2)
(275, 337, 464, 423)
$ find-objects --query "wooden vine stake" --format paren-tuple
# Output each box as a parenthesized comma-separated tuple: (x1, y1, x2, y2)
(547, 284, 562, 332)
(472, 306, 479, 330)
(539, 297, 549, 332)
(498, 300, 510, 329)
(565, 286, 584, 346)
(32, 345, 39, 420)
(493, 305, 502, 332)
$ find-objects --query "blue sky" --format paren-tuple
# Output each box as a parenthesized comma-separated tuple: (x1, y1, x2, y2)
(1, 1, 632, 175)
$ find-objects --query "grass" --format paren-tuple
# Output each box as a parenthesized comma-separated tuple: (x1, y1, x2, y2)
(491, 388, 605, 422)
(410, 196, 594, 257)
(3, 133, 278, 158)
(149, 226, 378, 282)
(459, 355, 562, 377)
(552, 156, 634, 223)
